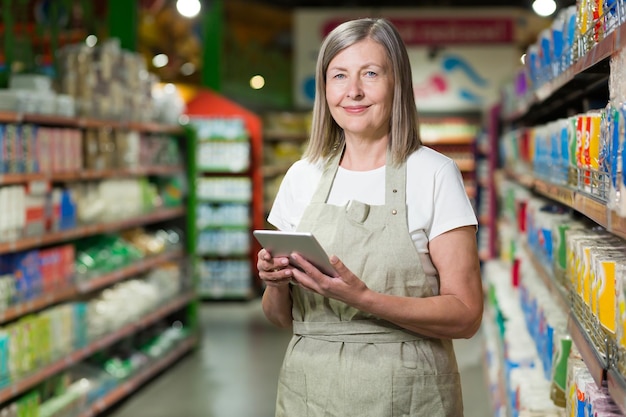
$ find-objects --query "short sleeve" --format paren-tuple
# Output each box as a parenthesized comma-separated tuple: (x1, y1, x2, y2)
(428, 160, 478, 241)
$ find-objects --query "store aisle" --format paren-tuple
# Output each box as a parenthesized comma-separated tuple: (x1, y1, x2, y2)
(105, 300, 492, 417)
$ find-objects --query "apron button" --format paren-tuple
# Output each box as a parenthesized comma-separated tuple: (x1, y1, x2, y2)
(391, 209, 397, 215)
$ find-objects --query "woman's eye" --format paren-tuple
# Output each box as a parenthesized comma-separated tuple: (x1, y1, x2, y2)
(365, 71, 377, 77)
(333, 73, 346, 79)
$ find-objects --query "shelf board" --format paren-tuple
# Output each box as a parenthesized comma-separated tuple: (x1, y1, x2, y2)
(0, 286, 77, 326)
(455, 159, 475, 172)
(0, 250, 184, 325)
(263, 164, 293, 178)
(75, 249, 184, 294)
(607, 369, 626, 415)
(0, 292, 195, 404)
(504, 170, 626, 239)
(0, 166, 184, 185)
(422, 135, 475, 145)
(521, 241, 570, 314)
(0, 111, 183, 135)
(263, 131, 308, 142)
(568, 313, 607, 387)
(79, 335, 198, 417)
(0, 206, 185, 255)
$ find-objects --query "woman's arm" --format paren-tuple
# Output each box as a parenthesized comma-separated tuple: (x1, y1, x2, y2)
(289, 225, 483, 339)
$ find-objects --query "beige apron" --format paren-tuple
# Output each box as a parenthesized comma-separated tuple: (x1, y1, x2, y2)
(275, 151, 463, 417)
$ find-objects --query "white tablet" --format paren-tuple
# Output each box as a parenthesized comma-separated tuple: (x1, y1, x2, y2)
(253, 230, 337, 276)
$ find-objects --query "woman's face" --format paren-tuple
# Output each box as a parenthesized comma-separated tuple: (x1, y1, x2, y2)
(325, 38, 394, 141)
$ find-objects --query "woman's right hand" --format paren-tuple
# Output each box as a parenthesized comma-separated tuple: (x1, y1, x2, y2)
(257, 248, 293, 287)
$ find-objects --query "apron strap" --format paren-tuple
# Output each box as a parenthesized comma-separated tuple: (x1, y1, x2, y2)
(310, 146, 408, 217)
(292, 319, 425, 343)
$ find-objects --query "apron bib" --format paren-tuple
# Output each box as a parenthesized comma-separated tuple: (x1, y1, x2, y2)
(275, 151, 463, 417)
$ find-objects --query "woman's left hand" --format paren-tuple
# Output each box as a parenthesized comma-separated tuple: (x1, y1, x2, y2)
(289, 253, 369, 305)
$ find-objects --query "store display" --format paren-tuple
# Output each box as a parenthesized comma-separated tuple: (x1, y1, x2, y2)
(0, 36, 196, 415)
(486, 1, 626, 415)
(188, 117, 256, 299)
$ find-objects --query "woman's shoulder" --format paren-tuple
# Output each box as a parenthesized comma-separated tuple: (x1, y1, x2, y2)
(284, 158, 324, 178)
(407, 146, 455, 173)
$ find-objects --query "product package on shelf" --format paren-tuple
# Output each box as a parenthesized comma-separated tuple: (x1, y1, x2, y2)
(189, 116, 256, 299)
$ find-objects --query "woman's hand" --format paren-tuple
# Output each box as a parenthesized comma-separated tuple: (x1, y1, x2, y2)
(257, 248, 293, 287)
(289, 253, 369, 305)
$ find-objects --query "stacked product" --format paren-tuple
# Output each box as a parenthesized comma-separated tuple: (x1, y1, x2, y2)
(503, 0, 624, 115)
(190, 117, 254, 298)
(493, 178, 626, 414)
(0, 322, 189, 417)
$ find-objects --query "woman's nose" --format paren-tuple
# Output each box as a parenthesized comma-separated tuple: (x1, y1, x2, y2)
(346, 79, 363, 99)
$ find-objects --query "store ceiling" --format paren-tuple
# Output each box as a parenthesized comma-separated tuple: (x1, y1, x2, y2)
(255, 0, 575, 10)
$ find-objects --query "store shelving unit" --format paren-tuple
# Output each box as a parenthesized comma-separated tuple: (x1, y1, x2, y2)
(185, 89, 264, 299)
(419, 115, 480, 206)
(0, 110, 198, 413)
(495, 16, 626, 412)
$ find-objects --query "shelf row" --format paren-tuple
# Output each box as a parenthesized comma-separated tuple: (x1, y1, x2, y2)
(0, 166, 184, 185)
(0, 249, 183, 325)
(0, 111, 183, 135)
(505, 170, 626, 241)
(0, 206, 185, 255)
(0, 292, 195, 404)
(509, 174, 626, 414)
(503, 17, 626, 122)
(78, 335, 197, 417)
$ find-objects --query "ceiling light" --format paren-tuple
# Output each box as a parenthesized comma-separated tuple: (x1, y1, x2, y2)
(176, 0, 201, 18)
(85, 35, 98, 47)
(250, 75, 265, 90)
(532, 0, 557, 17)
(152, 54, 169, 68)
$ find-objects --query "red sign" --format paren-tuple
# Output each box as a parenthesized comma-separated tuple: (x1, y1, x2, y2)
(322, 17, 514, 45)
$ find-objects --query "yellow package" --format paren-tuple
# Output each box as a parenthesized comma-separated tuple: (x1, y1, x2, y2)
(593, 251, 626, 336)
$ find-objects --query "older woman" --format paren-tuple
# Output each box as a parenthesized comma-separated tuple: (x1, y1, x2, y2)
(257, 17, 482, 417)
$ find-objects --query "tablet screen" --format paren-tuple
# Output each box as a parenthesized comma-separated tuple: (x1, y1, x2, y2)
(253, 230, 337, 276)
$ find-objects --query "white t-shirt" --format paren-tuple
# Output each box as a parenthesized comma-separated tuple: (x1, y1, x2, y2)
(268, 146, 478, 259)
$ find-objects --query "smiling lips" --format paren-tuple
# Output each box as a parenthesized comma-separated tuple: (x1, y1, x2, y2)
(343, 105, 369, 113)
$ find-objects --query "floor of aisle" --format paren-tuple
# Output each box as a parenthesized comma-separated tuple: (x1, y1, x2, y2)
(104, 299, 492, 417)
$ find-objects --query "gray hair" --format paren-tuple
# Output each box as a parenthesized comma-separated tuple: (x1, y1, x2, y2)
(303, 17, 421, 166)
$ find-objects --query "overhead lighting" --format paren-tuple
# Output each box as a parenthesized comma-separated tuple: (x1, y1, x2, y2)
(520, 53, 526, 65)
(180, 62, 196, 76)
(532, 0, 557, 17)
(176, 0, 201, 18)
(250, 75, 265, 90)
(85, 35, 98, 47)
(152, 54, 169, 68)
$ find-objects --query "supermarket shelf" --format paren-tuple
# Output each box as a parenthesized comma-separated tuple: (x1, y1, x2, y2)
(263, 164, 294, 178)
(0, 292, 195, 404)
(568, 313, 607, 388)
(0, 166, 184, 185)
(521, 241, 570, 313)
(0, 250, 184, 325)
(502, 21, 624, 122)
(200, 288, 255, 300)
(80, 335, 198, 417)
(263, 130, 309, 142)
(607, 369, 626, 415)
(0, 111, 183, 134)
(422, 135, 475, 145)
(533, 179, 575, 208)
(505, 170, 626, 239)
(0, 286, 77, 326)
(455, 159, 475, 172)
(76, 249, 184, 294)
(0, 206, 185, 255)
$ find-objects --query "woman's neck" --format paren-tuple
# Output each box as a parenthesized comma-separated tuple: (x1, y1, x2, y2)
(340, 137, 388, 171)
